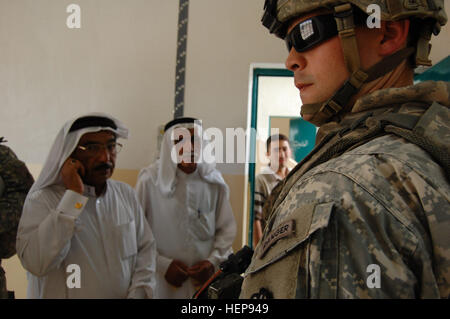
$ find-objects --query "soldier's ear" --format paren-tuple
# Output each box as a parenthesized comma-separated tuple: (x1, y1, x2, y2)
(378, 20, 410, 56)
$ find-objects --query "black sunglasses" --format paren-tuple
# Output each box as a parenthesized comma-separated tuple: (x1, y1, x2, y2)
(285, 14, 339, 53)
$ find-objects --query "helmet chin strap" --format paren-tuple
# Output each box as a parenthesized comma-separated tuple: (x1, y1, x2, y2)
(301, 4, 415, 127)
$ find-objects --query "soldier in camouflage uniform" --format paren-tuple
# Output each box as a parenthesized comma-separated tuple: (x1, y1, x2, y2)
(240, 0, 449, 298)
(0, 137, 34, 298)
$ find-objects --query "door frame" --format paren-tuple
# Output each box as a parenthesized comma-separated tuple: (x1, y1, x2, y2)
(243, 63, 293, 248)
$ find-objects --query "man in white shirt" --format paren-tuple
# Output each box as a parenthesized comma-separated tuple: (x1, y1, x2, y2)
(136, 117, 236, 299)
(253, 134, 292, 246)
(16, 113, 156, 298)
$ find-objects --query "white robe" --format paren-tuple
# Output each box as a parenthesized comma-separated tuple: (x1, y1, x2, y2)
(17, 180, 156, 298)
(16, 112, 156, 299)
(136, 168, 236, 299)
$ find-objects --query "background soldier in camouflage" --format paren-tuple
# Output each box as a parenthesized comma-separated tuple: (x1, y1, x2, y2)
(0, 137, 34, 299)
(240, 0, 449, 298)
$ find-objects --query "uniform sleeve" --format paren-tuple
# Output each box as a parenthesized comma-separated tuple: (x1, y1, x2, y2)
(16, 190, 88, 277)
(0, 145, 34, 259)
(126, 189, 157, 299)
(207, 185, 237, 268)
(135, 175, 173, 277)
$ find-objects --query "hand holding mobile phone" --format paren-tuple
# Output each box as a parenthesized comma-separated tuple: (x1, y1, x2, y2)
(60, 157, 85, 194)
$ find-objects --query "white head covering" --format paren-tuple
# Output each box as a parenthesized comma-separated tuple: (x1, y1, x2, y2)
(29, 112, 128, 195)
(139, 119, 228, 197)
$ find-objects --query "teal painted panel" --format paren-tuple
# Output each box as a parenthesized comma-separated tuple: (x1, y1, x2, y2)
(414, 55, 450, 82)
(289, 118, 316, 162)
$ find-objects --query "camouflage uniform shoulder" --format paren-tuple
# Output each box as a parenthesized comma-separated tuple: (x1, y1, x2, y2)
(243, 133, 449, 298)
(0, 143, 18, 163)
(292, 133, 449, 232)
(0, 142, 34, 256)
(0, 141, 34, 299)
(0, 143, 34, 191)
(309, 133, 448, 191)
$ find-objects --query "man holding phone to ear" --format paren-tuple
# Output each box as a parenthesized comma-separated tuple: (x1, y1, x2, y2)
(16, 113, 156, 298)
(136, 117, 236, 299)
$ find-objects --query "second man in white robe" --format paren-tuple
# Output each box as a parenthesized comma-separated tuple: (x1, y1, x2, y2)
(136, 117, 236, 299)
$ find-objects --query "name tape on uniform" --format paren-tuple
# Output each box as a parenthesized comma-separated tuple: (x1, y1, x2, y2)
(259, 220, 295, 259)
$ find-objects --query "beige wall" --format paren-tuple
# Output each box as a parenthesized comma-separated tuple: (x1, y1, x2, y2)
(430, 4, 450, 65)
(270, 117, 291, 138)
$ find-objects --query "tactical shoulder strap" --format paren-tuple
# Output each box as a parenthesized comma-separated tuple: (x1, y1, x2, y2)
(377, 102, 449, 180)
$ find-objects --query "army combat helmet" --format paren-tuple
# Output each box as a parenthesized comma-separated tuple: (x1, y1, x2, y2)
(262, 0, 447, 126)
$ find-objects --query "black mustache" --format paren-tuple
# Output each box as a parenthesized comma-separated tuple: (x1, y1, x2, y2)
(94, 163, 113, 171)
